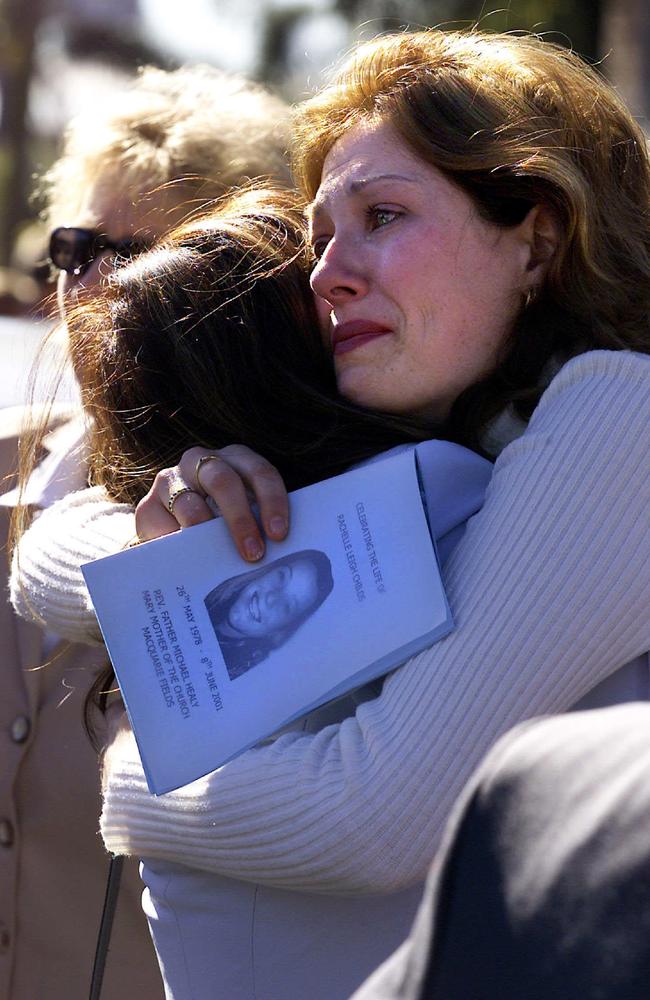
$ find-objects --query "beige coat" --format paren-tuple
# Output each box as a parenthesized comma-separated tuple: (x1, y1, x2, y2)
(0, 410, 163, 1000)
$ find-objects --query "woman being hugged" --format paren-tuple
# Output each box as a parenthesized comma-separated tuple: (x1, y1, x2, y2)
(11, 181, 488, 999)
(13, 29, 650, 1000)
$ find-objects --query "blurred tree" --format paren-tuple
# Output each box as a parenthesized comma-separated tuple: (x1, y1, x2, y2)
(257, 4, 313, 89)
(256, 0, 605, 104)
(334, 0, 602, 62)
(455, 0, 601, 61)
(600, 0, 650, 129)
(0, 0, 45, 266)
(65, 22, 174, 72)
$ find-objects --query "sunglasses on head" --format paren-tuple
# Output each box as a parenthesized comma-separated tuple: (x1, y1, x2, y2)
(48, 226, 150, 276)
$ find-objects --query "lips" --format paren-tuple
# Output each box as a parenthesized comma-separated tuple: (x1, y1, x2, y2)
(331, 320, 392, 356)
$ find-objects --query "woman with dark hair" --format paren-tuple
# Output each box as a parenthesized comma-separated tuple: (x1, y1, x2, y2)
(12, 28, 650, 1000)
(204, 550, 334, 679)
(49, 186, 422, 509)
(11, 180, 490, 999)
(13, 183, 445, 704)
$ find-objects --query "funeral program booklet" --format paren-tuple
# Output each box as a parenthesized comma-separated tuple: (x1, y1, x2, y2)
(82, 446, 456, 794)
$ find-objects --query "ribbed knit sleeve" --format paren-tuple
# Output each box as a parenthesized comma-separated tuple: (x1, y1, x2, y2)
(10, 486, 135, 645)
(98, 352, 650, 891)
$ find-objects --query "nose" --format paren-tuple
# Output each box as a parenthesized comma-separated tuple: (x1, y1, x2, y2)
(264, 586, 281, 609)
(310, 238, 369, 307)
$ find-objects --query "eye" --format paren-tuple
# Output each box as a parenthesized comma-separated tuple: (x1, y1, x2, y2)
(366, 206, 401, 230)
(269, 566, 290, 590)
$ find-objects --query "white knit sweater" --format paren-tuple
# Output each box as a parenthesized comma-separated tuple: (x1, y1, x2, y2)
(11, 351, 650, 894)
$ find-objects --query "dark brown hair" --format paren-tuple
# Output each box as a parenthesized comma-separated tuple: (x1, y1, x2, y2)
(14, 187, 426, 739)
(68, 186, 425, 505)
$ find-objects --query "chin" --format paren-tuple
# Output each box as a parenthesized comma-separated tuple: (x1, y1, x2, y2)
(335, 369, 443, 424)
(335, 369, 401, 415)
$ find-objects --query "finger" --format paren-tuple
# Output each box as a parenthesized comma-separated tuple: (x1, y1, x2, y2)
(167, 488, 214, 529)
(176, 447, 288, 540)
(135, 487, 180, 541)
(213, 445, 289, 542)
(177, 449, 266, 562)
(135, 470, 212, 541)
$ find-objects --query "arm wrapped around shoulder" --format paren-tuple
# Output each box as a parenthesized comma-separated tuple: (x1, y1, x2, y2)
(99, 351, 650, 894)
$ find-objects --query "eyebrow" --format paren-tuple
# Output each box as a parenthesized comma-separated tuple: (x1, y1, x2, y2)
(349, 173, 418, 193)
(310, 173, 418, 220)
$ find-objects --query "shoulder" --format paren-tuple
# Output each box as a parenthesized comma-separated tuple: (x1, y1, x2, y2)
(494, 350, 650, 474)
(485, 350, 650, 532)
(533, 350, 650, 424)
(551, 348, 650, 383)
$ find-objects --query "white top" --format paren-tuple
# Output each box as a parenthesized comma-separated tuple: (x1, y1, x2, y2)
(11, 350, 650, 894)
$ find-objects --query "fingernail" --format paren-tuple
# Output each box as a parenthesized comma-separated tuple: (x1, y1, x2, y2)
(244, 536, 264, 561)
(269, 517, 287, 537)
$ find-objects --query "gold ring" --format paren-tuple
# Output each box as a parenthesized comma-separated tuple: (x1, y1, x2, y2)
(195, 453, 222, 492)
(168, 485, 198, 515)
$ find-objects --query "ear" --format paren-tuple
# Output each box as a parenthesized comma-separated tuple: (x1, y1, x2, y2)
(518, 204, 560, 290)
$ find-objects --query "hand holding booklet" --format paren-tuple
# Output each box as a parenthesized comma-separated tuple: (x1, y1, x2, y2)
(82, 442, 490, 794)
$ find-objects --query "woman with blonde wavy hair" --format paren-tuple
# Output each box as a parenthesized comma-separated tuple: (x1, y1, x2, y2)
(12, 29, 650, 1000)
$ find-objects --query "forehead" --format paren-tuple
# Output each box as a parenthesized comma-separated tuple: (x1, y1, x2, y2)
(310, 120, 433, 218)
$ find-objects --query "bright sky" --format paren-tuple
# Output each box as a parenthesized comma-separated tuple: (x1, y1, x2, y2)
(138, 0, 336, 75)
(29, 0, 349, 137)
(140, 0, 257, 70)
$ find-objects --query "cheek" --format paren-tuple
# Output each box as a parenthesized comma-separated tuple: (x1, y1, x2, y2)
(270, 608, 290, 630)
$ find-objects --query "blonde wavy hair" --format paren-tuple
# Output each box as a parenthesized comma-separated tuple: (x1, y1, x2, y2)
(293, 30, 650, 444)
(40, 64, 291, 229)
